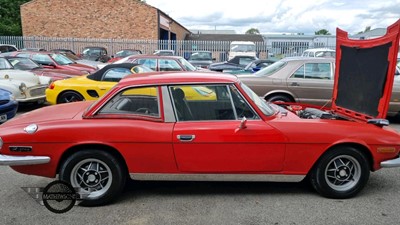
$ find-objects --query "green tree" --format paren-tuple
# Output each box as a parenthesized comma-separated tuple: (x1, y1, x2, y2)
(245, 28, 260, 35)
(0, 0, 31, 36)
(314, 29, 331, 35)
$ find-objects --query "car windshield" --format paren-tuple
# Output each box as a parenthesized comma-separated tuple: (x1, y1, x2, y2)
(240, 82, 275, 116)
(115, 50, 140, 57)
(178, 58, 197, 71)
(7, 57, 41, 70)
(230, 44, 256, 52)
(50, 53, 75, 65)
(154, 50, 174, 56)
(61, 52, 80, 60)
(83, 48, 103, 56)
(254, 61, 287, 76)
(0, 58, 13, 69)
(189, 52, 212, 60)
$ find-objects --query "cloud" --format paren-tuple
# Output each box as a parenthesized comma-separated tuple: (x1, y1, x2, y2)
(146, 0, 400, 35)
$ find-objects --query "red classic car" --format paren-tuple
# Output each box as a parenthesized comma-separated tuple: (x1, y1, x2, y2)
(6, 51, 96, 74)
(0, 21, 400, 207)
(4, 56, 86, 81)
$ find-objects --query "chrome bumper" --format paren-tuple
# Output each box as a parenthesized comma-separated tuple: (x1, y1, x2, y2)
(0, 154, 50, 166)
(381, 157, 400, 168)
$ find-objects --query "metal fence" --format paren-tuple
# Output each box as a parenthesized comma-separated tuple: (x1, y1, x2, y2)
(0, 36, 336, 61)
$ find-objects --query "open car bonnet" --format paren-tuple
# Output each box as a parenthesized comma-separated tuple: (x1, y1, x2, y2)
(331, 19, 400, 121)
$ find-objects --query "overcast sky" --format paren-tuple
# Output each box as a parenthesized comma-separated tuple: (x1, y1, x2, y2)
(146, 0, 400, 35)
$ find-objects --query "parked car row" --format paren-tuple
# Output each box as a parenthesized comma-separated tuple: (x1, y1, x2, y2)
(1, 26, 400, 207)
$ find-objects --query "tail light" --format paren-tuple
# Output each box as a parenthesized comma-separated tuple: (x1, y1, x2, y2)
(48, 82, 55, 90)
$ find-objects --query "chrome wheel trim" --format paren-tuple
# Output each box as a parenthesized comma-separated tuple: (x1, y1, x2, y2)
(70, 158, 113, 199)
(325, 155, 361, 192)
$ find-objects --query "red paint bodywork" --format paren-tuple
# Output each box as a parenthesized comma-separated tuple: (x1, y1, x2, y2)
(29, 68, 85, 81)
(332, 20, 400, 121)
(0, 72, 399, 179)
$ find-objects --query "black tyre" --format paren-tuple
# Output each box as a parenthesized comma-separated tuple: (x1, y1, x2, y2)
(310, 146, 370, 199)
(266, 95, 292, 103)
(58, 91, 84, 104)
(59, 150, 126, 206)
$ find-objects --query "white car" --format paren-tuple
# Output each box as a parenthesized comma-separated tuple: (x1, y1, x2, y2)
(0, 58, 50, 103)
(301, 48, 335, 57)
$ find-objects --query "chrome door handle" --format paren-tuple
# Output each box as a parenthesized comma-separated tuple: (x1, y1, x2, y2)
(290, 82, 300, 86)
(177, 135, 195, 142)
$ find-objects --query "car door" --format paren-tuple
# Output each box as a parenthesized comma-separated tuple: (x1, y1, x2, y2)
(286, 62, 334, 105)
(171, 84, 286, 172)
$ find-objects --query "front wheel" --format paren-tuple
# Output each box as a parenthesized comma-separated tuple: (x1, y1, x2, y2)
(57, 91, 84, 104)
(59, 150, 126, 206)
(310, 147, 370, 199)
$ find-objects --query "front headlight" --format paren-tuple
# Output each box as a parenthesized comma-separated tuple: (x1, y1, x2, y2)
(19, 82, 27, 92)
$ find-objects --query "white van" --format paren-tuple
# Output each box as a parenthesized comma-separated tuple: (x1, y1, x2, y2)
(228, 41, 256, 60)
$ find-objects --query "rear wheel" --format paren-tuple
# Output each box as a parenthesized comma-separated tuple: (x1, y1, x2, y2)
(59, 150, 126, 206)
(266, 94, 292, 103)
(58, 91, 84, 103)
(310, 147, 370, 199)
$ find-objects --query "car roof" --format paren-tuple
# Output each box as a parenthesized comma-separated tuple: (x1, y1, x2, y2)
(83, 47, 107, 49)
(15, 50, 55, 55)
(303, 48, 335, 52)
(119, 71, 238, 86)
(281, 56, 335, 62)
(87, 63, 141, 81)
(128, 55, 183, 59)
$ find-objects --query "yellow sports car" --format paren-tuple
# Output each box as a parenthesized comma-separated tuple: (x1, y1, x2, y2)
(46, 63, 153, 104)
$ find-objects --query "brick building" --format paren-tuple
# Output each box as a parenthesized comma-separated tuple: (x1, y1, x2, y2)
(20, 0, 191, 40)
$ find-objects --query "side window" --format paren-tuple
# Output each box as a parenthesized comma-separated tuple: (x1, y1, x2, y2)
(98, 86, 159, 117)
(229, 85, 258, 119)
(292, 65, 305, 78)
(309, 52, 315, 57)
(304, 63, 332, 79)
(170, 84, 258, 121)
(159, 59, 181, 71)
(137, 58, 156, 70)
(101, 68, 133, 82)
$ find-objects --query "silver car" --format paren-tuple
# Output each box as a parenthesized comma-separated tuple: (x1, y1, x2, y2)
(239, 57, 400, 116)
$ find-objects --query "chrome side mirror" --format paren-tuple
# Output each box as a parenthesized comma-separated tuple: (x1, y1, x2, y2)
(239, 117, 247, 129)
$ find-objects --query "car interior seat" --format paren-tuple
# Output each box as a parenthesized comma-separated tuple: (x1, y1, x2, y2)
(172, 88, 194, 121)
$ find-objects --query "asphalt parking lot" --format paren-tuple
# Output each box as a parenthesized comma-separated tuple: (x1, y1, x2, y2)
(1, 105, 400, 225)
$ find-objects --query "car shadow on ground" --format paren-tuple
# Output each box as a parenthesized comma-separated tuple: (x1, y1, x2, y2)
(119, 179, 315, 201)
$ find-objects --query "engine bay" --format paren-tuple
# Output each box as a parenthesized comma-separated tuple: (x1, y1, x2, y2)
(274, 102, 342, 120)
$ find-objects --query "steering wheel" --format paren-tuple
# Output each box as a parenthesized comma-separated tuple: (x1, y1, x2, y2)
(135, 108, 151, 114)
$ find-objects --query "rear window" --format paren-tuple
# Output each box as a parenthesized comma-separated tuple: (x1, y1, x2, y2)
(254, 61, 287, 77)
